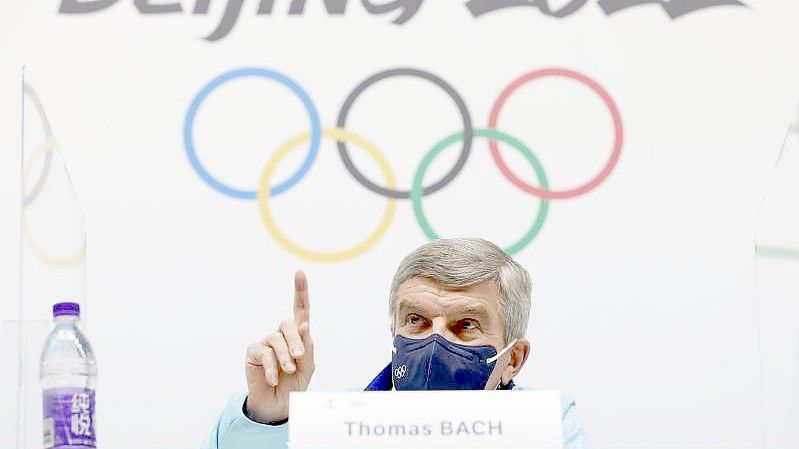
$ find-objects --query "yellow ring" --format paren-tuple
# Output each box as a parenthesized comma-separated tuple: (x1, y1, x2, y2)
(22, 137, 87, 269)
(23, 137, 57, 202)
(257, 128, 397, 262)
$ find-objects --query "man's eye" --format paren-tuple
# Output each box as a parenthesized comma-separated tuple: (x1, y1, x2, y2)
(406, 314, 422, 325)
(461, 319, 479, 330)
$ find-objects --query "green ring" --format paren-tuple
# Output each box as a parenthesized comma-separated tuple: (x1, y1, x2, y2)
(411, 128, 550, 255)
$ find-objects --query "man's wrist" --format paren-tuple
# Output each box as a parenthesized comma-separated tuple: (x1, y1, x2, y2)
(243, 397, 288, 426)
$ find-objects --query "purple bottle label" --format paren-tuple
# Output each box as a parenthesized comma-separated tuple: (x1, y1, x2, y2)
(42, 388, 96, 448)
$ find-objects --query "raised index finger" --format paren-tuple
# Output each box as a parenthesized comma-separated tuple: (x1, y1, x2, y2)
(293, 270, 310, 325)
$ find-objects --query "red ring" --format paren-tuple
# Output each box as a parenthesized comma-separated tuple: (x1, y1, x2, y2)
(488, 68, 624, 200)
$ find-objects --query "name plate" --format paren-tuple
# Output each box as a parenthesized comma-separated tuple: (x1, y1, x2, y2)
(289, 390, 563, 449)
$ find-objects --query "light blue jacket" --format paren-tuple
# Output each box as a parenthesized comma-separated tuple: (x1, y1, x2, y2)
(203, 364, 589, 449)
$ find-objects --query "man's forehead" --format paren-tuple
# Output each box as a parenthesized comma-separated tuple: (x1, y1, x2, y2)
(399, 276, 499, 293)
(397, 277, 500, 312)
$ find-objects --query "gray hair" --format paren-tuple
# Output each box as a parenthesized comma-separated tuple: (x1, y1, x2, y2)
(389, 238, 532, 343)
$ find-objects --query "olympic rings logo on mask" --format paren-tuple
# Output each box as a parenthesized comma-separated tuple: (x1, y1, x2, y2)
(393, 364, 408, 380)
(183, 66, 624, 262)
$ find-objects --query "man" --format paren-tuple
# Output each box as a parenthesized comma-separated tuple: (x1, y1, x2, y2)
(204, 238, 588, 448)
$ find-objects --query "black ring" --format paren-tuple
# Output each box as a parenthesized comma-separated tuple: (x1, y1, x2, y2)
(336, 68, 473, 199)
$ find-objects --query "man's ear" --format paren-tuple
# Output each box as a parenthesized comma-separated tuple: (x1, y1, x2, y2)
(500, 338, 530, 386)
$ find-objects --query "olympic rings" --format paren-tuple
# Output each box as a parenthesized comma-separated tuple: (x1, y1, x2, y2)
(488, 68, 624, 200)
(336, 68, 473, 199)
(22, 137, 87, 268)
(184, 67, 322, 199)
(411, 129, 549, 255)
(185, 66, 624, 261)
(257, 128, 397, 263)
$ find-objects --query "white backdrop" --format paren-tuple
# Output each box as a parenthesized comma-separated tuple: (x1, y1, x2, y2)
(1, 1, 799, 448)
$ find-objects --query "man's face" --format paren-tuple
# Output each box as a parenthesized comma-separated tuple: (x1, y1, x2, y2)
(393, 276, 511, 389)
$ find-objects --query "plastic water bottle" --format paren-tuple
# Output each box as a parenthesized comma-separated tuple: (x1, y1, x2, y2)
(40, 302, 97, 448)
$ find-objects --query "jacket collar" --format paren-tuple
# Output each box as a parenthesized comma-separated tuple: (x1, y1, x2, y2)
(364, 363, 516, 391)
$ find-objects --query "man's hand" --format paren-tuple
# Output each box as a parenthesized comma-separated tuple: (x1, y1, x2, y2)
(244, 271, 314, 423)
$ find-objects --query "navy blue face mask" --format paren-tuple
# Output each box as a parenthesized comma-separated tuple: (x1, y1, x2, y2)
(391, 334, 516, 391)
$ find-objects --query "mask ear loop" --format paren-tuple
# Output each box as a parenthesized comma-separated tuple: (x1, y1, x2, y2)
(485, 338, 518, 364)
(486, 338, 518, 390)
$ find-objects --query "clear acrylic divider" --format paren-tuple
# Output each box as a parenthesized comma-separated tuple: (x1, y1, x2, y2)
(755, 116, 799, 448)
(20, 67, 87, 323)
(2, 67, 89, 449)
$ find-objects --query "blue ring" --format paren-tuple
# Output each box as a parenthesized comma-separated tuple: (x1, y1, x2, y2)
(183, 67, 321, 199)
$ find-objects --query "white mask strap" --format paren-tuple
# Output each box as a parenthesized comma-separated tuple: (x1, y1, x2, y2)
(485, 338, 518, 364)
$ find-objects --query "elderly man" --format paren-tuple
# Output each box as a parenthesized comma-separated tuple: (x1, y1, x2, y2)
(204, 238, 588, 448)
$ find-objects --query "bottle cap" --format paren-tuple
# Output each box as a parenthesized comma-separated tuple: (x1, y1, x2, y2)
(53, 302, 80, 317)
